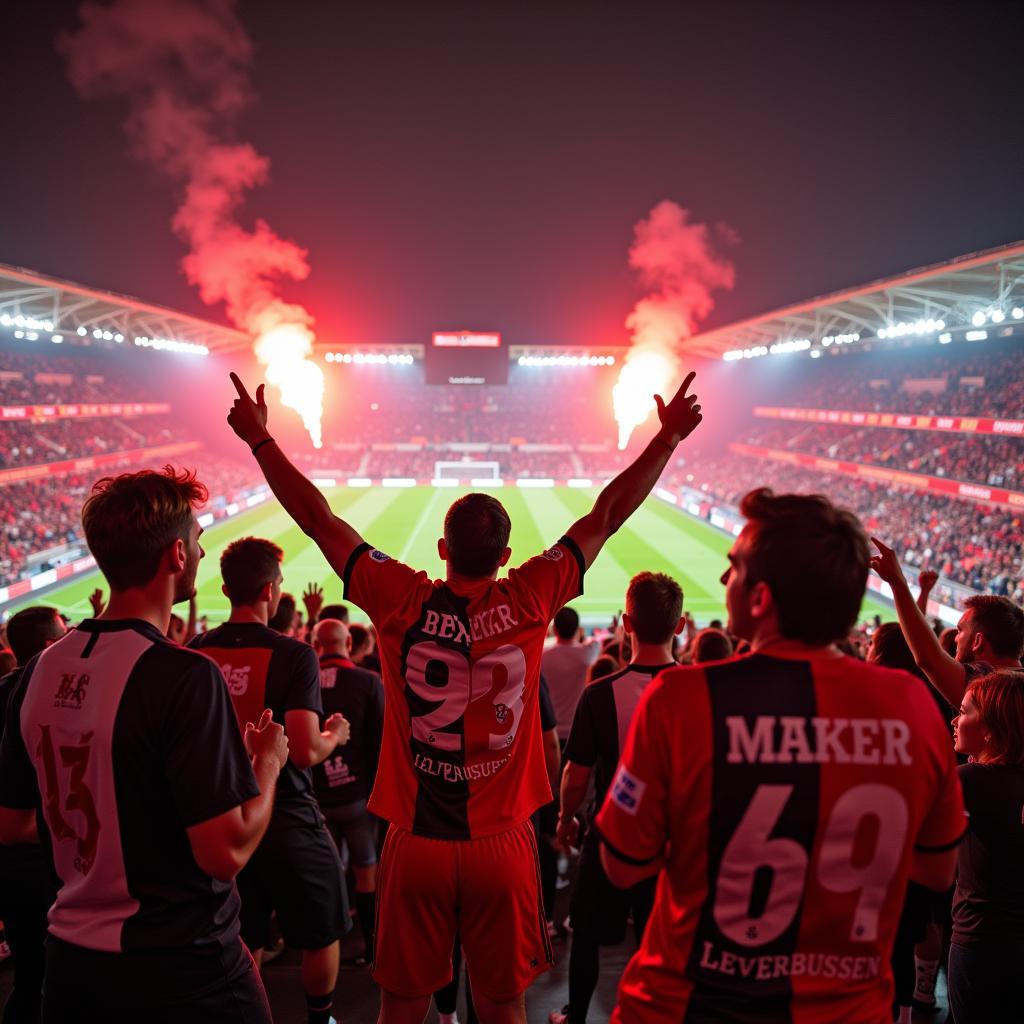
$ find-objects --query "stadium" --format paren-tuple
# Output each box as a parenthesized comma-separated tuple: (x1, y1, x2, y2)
(5, 4, 1024, 1023)
(2, 244, 1021, 630)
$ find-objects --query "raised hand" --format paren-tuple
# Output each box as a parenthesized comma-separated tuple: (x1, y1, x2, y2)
(88, 587, 105, 617)
(917, 569, 939, 595)
(244, 708, 289, 770)
(869, 537, 907, 587)
(325, 712, 350, 746)
(227, 372, 271, 448)
(303, 582, 324, 623)
(653, 371, 703, 444)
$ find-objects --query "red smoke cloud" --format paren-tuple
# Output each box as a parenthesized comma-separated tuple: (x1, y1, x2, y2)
(613, 201, 737, 448)
(59, 0, 324, 446)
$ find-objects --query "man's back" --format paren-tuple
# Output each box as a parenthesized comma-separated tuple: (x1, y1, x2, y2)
(0, 619, 258, 953)
(312, 651, 384, 806)
(190, 621, 323, 827)
(542, 639, 601, 742)
(343, 536, 585, 839)
(595, 648, 965, 1023)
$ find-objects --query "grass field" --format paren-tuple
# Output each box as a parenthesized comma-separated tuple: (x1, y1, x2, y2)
(12, 486, 889, 627)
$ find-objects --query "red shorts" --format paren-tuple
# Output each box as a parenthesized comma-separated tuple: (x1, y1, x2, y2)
(372, 819, 553, 1000)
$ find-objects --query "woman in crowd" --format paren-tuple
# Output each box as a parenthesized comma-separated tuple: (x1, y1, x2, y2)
(947, 670, 1024, 1022)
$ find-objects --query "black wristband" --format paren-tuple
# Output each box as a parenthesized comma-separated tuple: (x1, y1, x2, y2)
(250, 437, 274, 456)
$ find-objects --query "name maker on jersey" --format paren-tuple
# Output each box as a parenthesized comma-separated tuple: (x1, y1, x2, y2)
(726, 715, 913, 766)
(421, 604, 519, 646)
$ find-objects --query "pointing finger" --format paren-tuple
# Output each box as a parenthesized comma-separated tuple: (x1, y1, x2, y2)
(229, 372, 253, 402)
(869, 536, 891, 554)
(256, 383, 266, 408)
(679, 370, 696, 395)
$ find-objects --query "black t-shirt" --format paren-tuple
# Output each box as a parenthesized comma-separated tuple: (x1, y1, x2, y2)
(312, 654, 384, 807)
(564, 662, 675, 824)
(539, 675, 557, 734)
(952, 761, 1024, 946)
(0, 619, 258, 953)
(190, 622, 323, 829)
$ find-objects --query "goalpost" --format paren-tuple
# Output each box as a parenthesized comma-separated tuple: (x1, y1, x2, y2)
(433, 459, 502, 484)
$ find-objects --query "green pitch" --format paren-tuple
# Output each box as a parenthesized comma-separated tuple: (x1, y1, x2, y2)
(10, 486, 889, 627)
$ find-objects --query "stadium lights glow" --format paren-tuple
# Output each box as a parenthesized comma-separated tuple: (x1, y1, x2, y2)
(133, 335, 209, 356)
(13, 331, 23, 338)
(809, 349, 821, 358)
(821, 333, 859, 347)
(991, 310, 1006, 324)
(971, 311, 987, 327)
(51, 335, 62, 344)
(25, 332, 38, 341)
(723, 346, 768, 361)
(76, 327, 87, 336)
(876, 319, 945, 340)
(2, 315, 54, 332)
(939, 333, 952, 344)
(326, 352, 415, 365)
(517, 355, 616, 367)
(965, 330, 988, 341)
(1013, 307, 1024, 320)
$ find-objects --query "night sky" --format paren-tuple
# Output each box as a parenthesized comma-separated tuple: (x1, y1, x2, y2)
(5, 1, 1024, 349)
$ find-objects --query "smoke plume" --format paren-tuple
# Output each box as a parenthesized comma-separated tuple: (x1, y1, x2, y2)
(58, 0, 325, 447)
(612, 201, 736, 449)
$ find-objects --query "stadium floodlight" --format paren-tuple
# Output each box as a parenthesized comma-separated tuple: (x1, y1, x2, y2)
(92, 329, 102, 339)
(971, 311, 987, 327)
(877, 319, 944, 340)
(51, 335, 62, 344)
(76, 326, 87, 336)
(810, 349, 821, 358)
(1013, 307, 1024, 320)
(939, 333, 952, 344)
(0, 314, 10, 326)
(325, 352, 334, 362)
(768, 339, 811, 356)
(991, 310, 1006, 324)
(26, 332, 38, 341)
(965, 330, 988, 341)
(13, 330, 23, 338)
(114, 333, 124, 342)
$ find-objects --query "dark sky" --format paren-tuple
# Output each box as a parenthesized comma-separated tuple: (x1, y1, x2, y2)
(4, 0, 1024, 348)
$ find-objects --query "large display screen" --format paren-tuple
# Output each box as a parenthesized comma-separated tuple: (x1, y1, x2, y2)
(426, 331, 507, 385)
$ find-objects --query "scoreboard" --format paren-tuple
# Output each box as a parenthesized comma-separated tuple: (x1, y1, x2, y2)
(426, 331, 507, 386)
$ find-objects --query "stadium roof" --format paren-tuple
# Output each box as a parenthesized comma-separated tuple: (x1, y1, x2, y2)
(685, 240, 1024, 359)
(0, 263, 249, 354)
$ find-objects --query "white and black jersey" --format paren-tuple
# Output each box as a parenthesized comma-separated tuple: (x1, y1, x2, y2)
(563, 662, 676, 822)
(0, 618, 259, 954)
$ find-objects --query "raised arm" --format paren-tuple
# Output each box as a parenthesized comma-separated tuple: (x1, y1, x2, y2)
(567, 371, 703, 569)
(227, 373, 364, 576)
(870, 538, 966, 707)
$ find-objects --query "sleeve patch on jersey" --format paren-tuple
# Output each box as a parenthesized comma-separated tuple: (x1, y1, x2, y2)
(369, 549, 392, 563)
(542, 546, 564, 561)
(610, 765, 646, 816)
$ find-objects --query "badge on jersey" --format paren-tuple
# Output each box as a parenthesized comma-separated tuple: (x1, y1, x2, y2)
(542, 545, 564, 562)
(370, 549, 392, 563)
(610, 765, 646, 815)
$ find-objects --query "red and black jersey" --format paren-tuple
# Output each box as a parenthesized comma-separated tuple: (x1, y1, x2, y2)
(190, 621, 323, 829)
(343, 536, 585, 839)
(595, 647, 966, 1024)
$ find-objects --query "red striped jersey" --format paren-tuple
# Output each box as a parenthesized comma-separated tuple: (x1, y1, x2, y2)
(342, 536, 585, 839)
(595, 646, 966, 1024)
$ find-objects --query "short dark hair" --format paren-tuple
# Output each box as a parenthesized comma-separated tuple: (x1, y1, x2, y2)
(869, 622, 924, 678)
(587, 654, 619, 682)
(319, 603, 349, 624)
(626, 572, 683, 644)
(82, 466, 207, 590)
(220, 537, 284, 605)
(739, 488, 869, 646)
(349, 623, 371, 655)
(443, 493, 511, 578)
(553, 606, 580, 640)
(964, 595, 1024, 660)
(5, 606, 63, 665)
(268, 593, 296, 634)
(693, 628, 734, 664)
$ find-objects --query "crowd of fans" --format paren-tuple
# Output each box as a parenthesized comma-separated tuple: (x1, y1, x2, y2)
(740, 422, 1024, 488)
(670, 452, 1024, 606)
(759, 339, 1024, 419)
(0, 349, 160, 406)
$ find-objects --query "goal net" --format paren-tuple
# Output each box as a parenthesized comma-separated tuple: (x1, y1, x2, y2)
(433, 459, 501, 482)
